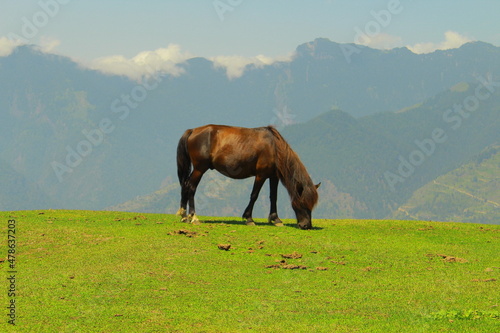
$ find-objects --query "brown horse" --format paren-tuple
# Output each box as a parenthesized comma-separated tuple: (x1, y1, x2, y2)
(176, 125, 320, 229)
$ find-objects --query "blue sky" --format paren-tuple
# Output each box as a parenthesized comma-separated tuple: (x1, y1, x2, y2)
(1, 0, 499, 79)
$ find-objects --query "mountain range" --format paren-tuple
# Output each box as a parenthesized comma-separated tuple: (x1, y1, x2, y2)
(0, 38, 498, 223)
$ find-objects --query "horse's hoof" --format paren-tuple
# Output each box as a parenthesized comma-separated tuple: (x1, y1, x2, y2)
(245, 221, 256, 226)
(190, 214, 201, 225)
(178, 208, 189, 223)
(176, 207, 187, 217)
(269, 217, 283, 227)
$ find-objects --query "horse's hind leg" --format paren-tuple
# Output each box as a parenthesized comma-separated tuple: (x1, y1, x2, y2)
(177, 182, 189, 222)
(242, 175, 266, 226)
(268, 176, 284, 227)
(186, 168, 206, 224)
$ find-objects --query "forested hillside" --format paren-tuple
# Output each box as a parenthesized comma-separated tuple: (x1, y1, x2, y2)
(393, 145, 499, 224)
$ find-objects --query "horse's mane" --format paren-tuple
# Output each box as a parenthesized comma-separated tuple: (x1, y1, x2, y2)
(266, 126, 318, 210)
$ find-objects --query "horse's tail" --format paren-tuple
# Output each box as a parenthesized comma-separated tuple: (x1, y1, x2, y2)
(177, 129, 193, 186)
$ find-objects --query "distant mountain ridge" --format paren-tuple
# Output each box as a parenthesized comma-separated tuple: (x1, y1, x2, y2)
(0, 39, 499, 224)
(289, 39, 500, 117)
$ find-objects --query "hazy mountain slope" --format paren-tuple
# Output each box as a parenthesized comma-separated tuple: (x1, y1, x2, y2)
(0, 46, 155, 209)
(0, 40, 499, 215)
(284, 83, 499, 220)
(109, 83, 499, 222)
(0, 158, 53, 210)
(392, 145, 499, 224)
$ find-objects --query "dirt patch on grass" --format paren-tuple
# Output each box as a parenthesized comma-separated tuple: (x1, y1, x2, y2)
(266, 260, 307, 270)
(471, 278, 496, 282)
(266, 251, 331, 270)
(418, 226, 435, 231)
(282, 264, 307, 270)
(217, 244, 231, 251)
(281, 252, 303, 259)
(168, 229, 199, 238)
(438, 254, 468, 263)
(361, 266, 381, 272)
(427, 253, 468, 263)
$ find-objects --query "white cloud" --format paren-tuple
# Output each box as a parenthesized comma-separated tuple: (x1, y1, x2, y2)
(0, 36, 62, 57)
(38, 36, 61, 54)
(89, 44, 192, 81)
(408, 31, 473, 54)
(211, 54, 293, 79)
(0, 37, 22, 57)
(0, 36, 291, 81)
(356, 33, 403, 49)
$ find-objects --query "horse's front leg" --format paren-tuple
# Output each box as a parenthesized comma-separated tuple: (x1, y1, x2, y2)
(242, 176, 266, 226)
(268, 176, 284, 227)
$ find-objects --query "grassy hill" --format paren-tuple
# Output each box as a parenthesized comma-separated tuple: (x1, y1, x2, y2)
(1, 210, 498, 332)
(393, 145, 499, 224)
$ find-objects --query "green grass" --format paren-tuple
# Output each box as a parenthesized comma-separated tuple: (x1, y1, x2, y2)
(1, 210, 499, 332)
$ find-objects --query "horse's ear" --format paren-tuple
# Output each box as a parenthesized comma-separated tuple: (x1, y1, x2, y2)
(315, 182, 321, 189)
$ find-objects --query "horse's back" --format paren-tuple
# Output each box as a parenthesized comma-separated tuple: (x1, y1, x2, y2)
(190, 125, 272, 149)
(188, 125, 276, 179)
(209, 125, 274, 153)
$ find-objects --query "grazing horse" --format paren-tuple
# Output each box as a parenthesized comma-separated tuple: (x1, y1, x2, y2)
(176, 125, 320, 229)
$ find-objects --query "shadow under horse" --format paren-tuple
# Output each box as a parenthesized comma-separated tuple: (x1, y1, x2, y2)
(176, 125, 320, 229)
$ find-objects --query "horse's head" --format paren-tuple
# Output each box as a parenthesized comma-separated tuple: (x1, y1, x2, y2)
(293, 182, 320, 230)
(294, 207, 312, 229)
